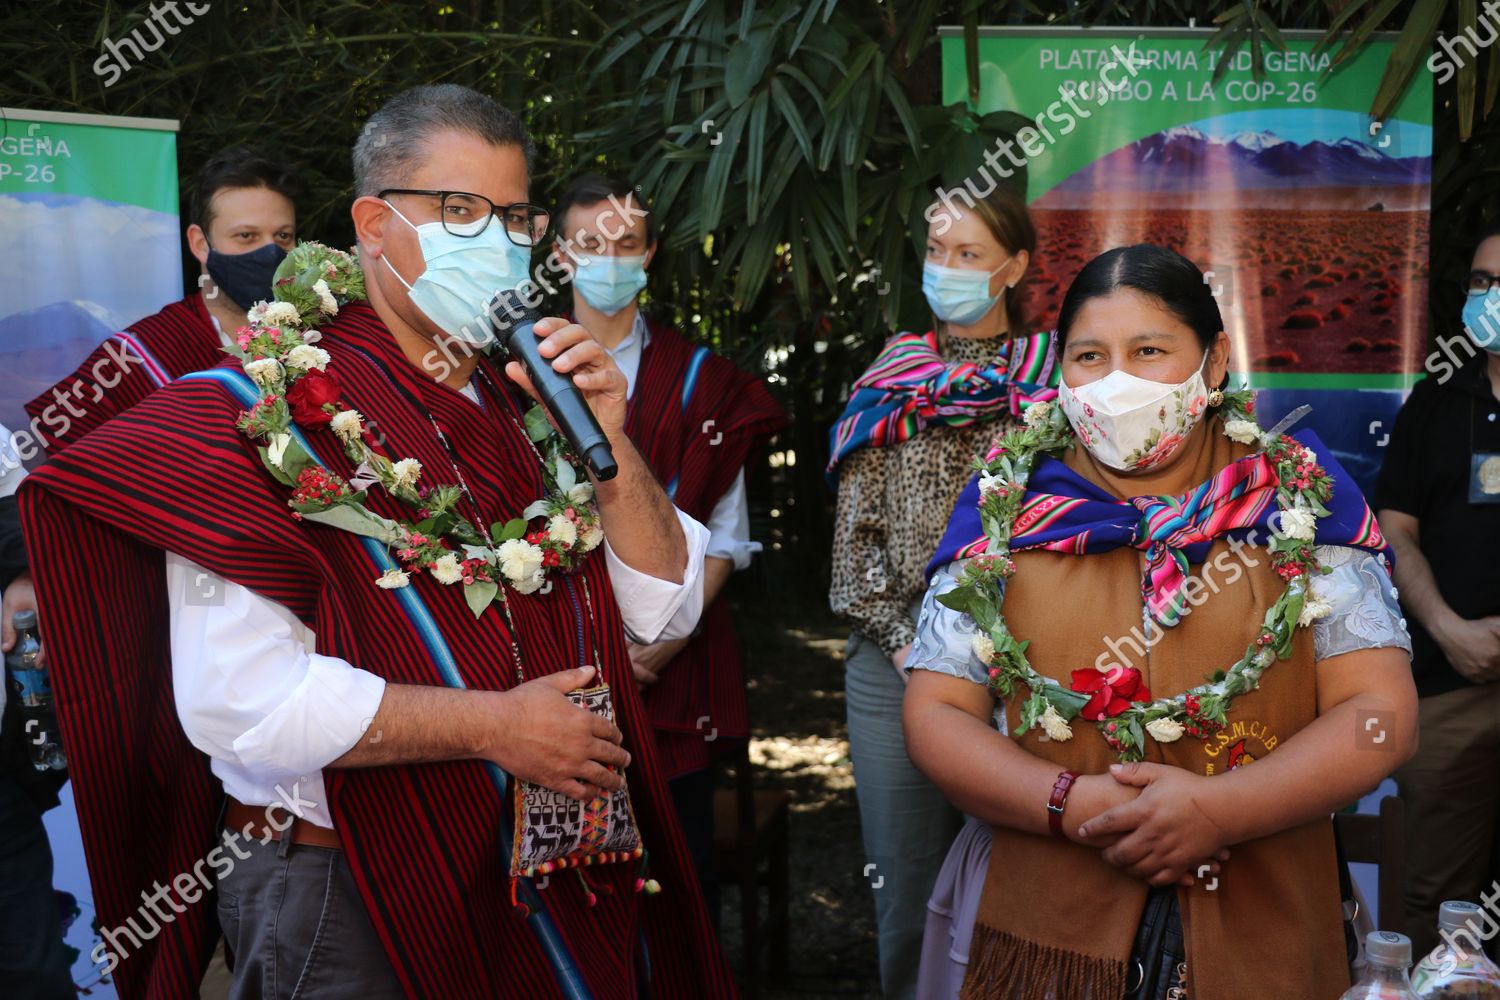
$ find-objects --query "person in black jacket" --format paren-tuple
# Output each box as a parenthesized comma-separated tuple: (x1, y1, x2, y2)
(1374, 224, 1500, 957)
(0, 426, 73, 999)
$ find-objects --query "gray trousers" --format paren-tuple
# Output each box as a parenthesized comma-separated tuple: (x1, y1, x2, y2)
(216, 834, 404, 1000)
(845, 630, 963, 1000)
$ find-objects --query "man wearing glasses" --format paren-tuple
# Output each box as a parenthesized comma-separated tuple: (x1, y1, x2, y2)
(1375, 222, 1500, 956)
(19, 85, 734, 999)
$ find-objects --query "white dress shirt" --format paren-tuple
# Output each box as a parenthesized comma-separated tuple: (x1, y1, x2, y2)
(168, 382, 710, 828)
(606, 311, 759, 569)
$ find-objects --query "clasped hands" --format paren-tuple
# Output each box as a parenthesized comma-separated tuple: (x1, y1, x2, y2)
(1065, 761, 1234, 889)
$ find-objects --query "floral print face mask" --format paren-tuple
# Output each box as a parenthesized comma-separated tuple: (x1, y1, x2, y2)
(1057, 352, 1211, 471)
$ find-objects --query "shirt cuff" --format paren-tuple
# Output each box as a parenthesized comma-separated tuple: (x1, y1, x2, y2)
(604, 507, 709, 644)
(231, 655, 387, 778)
(706, 535, 761, 570)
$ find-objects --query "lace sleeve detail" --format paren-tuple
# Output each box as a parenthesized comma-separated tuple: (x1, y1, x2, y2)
(908, 560, 996, 686)
(1310, 545, 1412, 662)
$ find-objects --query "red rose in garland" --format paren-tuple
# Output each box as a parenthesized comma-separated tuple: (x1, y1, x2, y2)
(285, 368, 342, 426)
(1070, 666, 1152, 720)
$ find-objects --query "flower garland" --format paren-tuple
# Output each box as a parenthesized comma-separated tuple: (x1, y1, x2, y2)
(230, 242, 604, 613)
(938, 390, 1338, 761)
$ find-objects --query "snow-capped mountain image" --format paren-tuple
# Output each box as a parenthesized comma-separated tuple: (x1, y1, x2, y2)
(1042, 121, 1430, 210)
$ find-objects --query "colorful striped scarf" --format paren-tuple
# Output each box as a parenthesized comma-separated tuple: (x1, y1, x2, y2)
(928, 429, 1390, 628)
(825, 329, 1058, 474)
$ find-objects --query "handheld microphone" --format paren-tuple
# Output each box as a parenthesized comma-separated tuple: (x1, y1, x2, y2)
(488, 289, 619, 481)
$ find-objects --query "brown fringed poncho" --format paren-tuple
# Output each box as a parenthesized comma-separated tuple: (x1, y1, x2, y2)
(964, 423, 1350, 1000)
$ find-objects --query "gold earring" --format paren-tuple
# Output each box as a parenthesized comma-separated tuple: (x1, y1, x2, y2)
(1207, 388, 1224, 408)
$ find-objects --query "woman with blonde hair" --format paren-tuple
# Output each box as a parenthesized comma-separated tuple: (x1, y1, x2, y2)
(826, 183, 1057, 998)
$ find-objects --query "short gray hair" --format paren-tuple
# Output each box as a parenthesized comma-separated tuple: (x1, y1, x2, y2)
(352, 84, 536, 197)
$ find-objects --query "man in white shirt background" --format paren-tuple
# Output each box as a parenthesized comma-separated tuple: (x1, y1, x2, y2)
(554, 173, 788, 921)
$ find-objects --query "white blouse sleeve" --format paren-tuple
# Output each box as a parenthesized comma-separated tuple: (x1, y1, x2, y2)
(907, 560, 996, 686)
(1309, 545, 1412, 662)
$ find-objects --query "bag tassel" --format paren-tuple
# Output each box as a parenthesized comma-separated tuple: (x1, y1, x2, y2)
(633, 850, 661, 895)
(574, 867, 614, 907)
(509, 876, 532, 918)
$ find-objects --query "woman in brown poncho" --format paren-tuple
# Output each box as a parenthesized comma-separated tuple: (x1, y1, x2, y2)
(904, 245, 1418, 999)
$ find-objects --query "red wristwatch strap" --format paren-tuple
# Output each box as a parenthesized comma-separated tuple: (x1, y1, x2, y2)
(1047, 770, 1080, 839)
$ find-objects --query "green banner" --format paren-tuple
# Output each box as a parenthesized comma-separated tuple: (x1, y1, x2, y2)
(938, 27, 1433, 490)
(940, 29, 1431, 203)
(0, 109, 178, 213)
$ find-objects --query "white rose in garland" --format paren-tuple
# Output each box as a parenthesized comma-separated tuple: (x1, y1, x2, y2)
(1145, 717, 1185, 743)
(1298, 595, 1333, 627)
(1022, 399, 1053, 428)
(390, 458, 422, 493)
(497, 539, 545, 587)
(1275, 506, 1317, 542)
(971, 633, 996, 665)
(548, 514, 578, 548)
(430, 553, 465, 585)
(1223, 419, 1261, 445)
(285, 344, 331, 372)
(330, 409, 364, 444)
(245, 357, 284, 389)
(261, 301, 300, 327)
(375, 568, 410, 589)
(1039, 704, 1073, 742)
(312, 278, 339, 316)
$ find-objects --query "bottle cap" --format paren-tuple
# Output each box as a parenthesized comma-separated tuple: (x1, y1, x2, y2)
(1366, 930, 1412, 967)
(11, 609, 36, 632)
(1439, 900, 1483, 935)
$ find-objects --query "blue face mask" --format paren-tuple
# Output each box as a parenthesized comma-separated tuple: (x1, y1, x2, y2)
(382, 202, 534, 346)
(922, 260, 1010, 326)
(1463, 288, 1500, 354)
(572, 254, 648, 316)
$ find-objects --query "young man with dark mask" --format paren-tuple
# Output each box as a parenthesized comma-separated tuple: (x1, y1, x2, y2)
(22, 143, 300, 457)
(0, 144, 299, 997)
(4, 144, 301, 736)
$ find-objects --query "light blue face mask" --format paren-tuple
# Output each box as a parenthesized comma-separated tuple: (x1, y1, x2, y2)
(1463, 287, 1500, 354)
(922, 260, 1010, 326)
(572, 254, 648, 316)
(382, 202, 534, 346)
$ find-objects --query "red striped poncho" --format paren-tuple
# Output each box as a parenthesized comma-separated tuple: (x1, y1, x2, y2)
(18, 301, 736, 1000)
(24, 293, 223, 454)
(623, 319, 787, 779)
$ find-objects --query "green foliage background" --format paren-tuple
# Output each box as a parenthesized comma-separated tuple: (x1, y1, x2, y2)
(1, 0, 1494, 597)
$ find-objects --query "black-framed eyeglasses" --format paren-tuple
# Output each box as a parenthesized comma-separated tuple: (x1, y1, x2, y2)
(379, 189, 551, 247)
(1466, 270, 1500, 295)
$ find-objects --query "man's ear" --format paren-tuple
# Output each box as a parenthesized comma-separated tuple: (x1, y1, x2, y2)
(350, 196, 390, 257)
(185, 224, 210, 268)
(643, 241, 658, 269)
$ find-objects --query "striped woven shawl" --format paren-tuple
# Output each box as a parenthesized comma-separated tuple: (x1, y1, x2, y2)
(826, 328, 1058, 475)
(19, 301, 735, 999)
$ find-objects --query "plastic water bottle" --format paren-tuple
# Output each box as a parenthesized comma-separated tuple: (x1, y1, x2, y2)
(4, 610, 66, 771)
(1412, 901, 1500, 998)
(1341, 931, 1420, 999)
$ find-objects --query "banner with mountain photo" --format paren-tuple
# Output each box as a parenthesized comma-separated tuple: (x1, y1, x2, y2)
(0, 106, 181, 999)
(939, 27, 1433, 492)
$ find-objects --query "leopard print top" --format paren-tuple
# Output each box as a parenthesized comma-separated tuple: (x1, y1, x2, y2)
(829, 331, 1023, 658)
